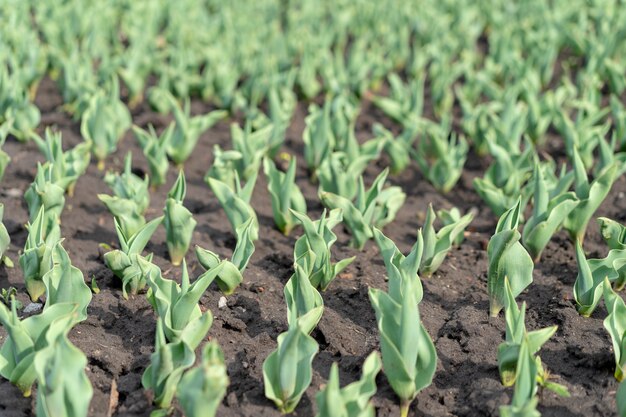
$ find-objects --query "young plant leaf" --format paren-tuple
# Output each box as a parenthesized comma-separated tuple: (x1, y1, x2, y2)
(164, 171, 196, 266)
(291, 209, 355, 291)
(320, 168, 405, 250)
(263, 323, 319, 413)
(315, 351, 382, 417)
(176, 341, 229, 417)
(369, 276, 437, 417)
(264, 156, 307, 235)
(421, 204, 473, 276)
(487, 199, 534, 317)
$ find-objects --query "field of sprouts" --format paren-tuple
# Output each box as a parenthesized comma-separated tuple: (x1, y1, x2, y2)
(1, 1, 626, 416)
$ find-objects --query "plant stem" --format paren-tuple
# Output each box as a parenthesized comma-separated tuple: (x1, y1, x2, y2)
(400, 399, 411, 417)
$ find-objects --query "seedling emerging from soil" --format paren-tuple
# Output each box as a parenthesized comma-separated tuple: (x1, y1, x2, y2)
(232, 121, 274, 181)
(24, 163, 67, 225)
(80, 81, 131, 169)
(99, 153, 150, 237)
(264, 156, 307, 235)
(555, 105, 609, 172)
(142, 319, 199, 413)
(499, 336, 541, 417)
(522, 164, 578, 262)
(0, 204, 12, 267)
(164, 171, 196, 266)
(291, 209, 355, 291)
(372, 73, 425, 129)
(563, 148, 617, 244)
(195, 217, 256, 295)
(303, 103, 333, 177)
(204, 145, 244, 190)
(32, 128, 91, 196)
(374, 123, 419, 175)
(315, 351, 382, 417)
(34, 317, 92, 417)
(369, 277, 437, 417)
(103, 216, 163, 299)
(320, 168, 406, 250)
(498, 278, 558, 388)
(284, 260, 324, 335)
(263, 322, 319, 413)
(43, 245, 92, 322)
(473, 141, 533, 217)
(603, 278, 626, 381)
(373, 228, 424, 304)
(103, 152, 150, 213)
(267, 85, 296, 157)
(142, 259, 224, 345)
(0, 299, 77, 396)
(177, 341, 229, 417)
(413, 124, 468, 193)
(166, 93, 227, 166)
(573, 241, 604, 317)
(584, 220, 626, 291)
(421, 204, 473, 276)
(487, 199, 534, 317)
(318, 151, 378, 201)
(20, 207, 61, 302)
(208, 174, 259, 241)
(132, 123, 174, 188)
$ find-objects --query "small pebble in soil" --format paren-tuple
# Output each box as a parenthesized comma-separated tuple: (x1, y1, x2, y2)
(23, 302, 43, 314)
(218, 296, 228, 309)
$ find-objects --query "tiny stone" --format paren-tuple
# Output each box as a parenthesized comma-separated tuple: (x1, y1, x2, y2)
(218, 296, 228, 309)
(23, 303, 43, 314)
(226, 392, 238, 407)
(3, 188, 23, 198)
(242, 361, 249, 369)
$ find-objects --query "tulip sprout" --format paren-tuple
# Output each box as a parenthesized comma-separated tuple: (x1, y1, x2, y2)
(103, 216, 163, 298)
(164, 171, 197, 266)
(487, 199, 534, 317)
(522, 163, 578, 262)
(34, 319, 93, 417)
(263, 322, 319, 413)
(291, 209, 355, 291)
(99, 152, 150, 237)
(320, 168, 406, 250)
(573, 241, 605, 317)
(132, 123, 174, 188)
(264, 156, 307, 235)
(315, 351, 382, 417)
(195, 217, 256, 295)
(421, 204, 473, 276)
(564, 148, 617, 244)
(20, 207, 62, 301)
(208, 173, 259, 241)
(166, 95, 228, 166)
(80, 79, 131, 169)
(176, 341, 229, 417)
(31, 128, 90, 196)
(369, 277, 437, 417)
(24, 163, 67, 225)
(284, 260, 324, 335)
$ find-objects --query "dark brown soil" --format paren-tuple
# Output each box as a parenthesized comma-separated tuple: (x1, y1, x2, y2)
(0, 77, 624, 417)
